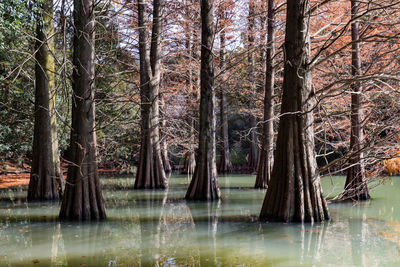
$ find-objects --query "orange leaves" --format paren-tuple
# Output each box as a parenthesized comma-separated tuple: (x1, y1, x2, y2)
(383, 156, 400, 176)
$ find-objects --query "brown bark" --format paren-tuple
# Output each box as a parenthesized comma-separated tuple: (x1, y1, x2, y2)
(59, 0, 106, 221)
(185, 0, 220, 201)
(343, 0, 370, 200)
(247, 0, 259, 172)
(217, 9, 232, 174)
(135, 0, 168, 189)
(183, 3, 197, 175)
(28, 0, 61, 201)
(259, 0, 329, 223)
(255, 0, 275, 189)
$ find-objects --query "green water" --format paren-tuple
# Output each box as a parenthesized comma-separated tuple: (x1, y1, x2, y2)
(0, 175, 399, 266)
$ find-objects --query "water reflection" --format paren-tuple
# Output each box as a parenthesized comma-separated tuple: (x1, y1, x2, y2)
(1, 176, 400, 266)
(188, 201, 220, 266)
(348, 204, 368, 267)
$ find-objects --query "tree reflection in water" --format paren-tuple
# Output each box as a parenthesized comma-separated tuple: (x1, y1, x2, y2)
(188, 201, 221, 266)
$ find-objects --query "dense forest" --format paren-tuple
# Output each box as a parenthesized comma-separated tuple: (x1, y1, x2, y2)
(1, 0, 400, 219)
(2, 0, 400, 265)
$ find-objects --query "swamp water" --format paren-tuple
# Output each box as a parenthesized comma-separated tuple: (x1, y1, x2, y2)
(0, 175, 399, 266)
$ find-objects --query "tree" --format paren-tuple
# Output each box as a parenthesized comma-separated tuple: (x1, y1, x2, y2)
(59, 0, 106, 220)
(28, 0, 63, 201)
(185, 0, 220, 201)
(134, 0, 168, 189)
(160, 110, 172, 174)
(183, 119, 196, 175)
(255, 0, 275, 189)
(343, 0, 370, 200)
(259, 0, 329, 222)
(217, 2, 232, 174)
(182, 0, 199, 176)
(247, 0, 259, 172)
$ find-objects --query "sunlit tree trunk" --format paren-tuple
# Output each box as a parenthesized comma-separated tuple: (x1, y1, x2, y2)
(247, 0, 259, 172)
(135, 0, 168, 189)
(185, 0, 220, 201)
(259, 0, 329, 222)
(218, 9, 232, 174)
(343, 0, 370, 200)
(255, 0, 275, 189)
(59, 0, 106, 220)
(28, 0, 62, 201)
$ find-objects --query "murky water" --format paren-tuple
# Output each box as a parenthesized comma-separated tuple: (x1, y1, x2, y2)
(0, 175, 399, 266)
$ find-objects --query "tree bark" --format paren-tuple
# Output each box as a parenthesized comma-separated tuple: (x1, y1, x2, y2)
(217, 9, 232, 174)
(255, 0, 275, 189)
(185, 0, 220, 201)
(343, 0, 370, 200)
(183, 3, 197, 175)
(160, 98, 172, 174)
(259, 0, 329, 223)
(247, 0, 259, 172)
(135, 0, 168, 189)
(59, 0, 106, 221)
(28, 0, 62, 201)
(183, 119, 196, 175)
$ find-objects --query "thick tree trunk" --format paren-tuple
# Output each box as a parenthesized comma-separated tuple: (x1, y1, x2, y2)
(59, 0, 106, 221)
(217, 16, 232, 174)
(259, 0, 329, 223)
(343, 0, 370, 201)
(247, 1, 259, 172)
(255, 0, 275, 189)
(135, 0, 168, 189)
(28, 0, 62, 201)
(185, 0, 220, 201)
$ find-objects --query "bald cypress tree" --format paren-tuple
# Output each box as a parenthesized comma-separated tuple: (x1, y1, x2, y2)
(343, 0, 370, 201)
(135, 0, 168, 189)
(59, 0, 106, 221)
(247, 0, 259, 172)
(255, 0, 275, 189)
(185, 0, 220, 201)
(28, 0, 62, 201)
(259, 0, 329, 222)
(217, 5, 232, 174)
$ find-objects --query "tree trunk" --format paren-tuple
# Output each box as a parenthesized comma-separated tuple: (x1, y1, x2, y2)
(183, 119, 196, 175)
(255, 0, 275, 189)
(185, 0, 220, 201)
(160, 99, 172, 174)
(183, 3, 197, 175)
(217, 11, 232, 174)
(28, 0, 62, 201)
(59, 0, 106, 221)
(135, 0, 168, 189)
(343, 0, 370, 200)
(259, 0, 329, 223)
(247, 0, 259, 172)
